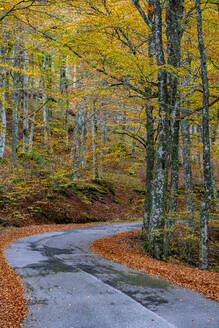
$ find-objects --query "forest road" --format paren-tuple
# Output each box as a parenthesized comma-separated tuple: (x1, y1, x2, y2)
(5, 222, 219, 328)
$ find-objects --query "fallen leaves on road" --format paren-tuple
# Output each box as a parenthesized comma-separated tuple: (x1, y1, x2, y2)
(90, 230, 219, 302)
(1, 223, 218, 328)
(0, 223, 104, 328)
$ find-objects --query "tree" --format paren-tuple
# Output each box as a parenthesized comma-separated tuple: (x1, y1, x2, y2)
(195, 0, 212, 270)
(0, 0, 218, 266)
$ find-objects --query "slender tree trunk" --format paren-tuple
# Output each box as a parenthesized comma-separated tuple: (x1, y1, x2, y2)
(98, 105, 105, 179)
(91, 101, 99, 179)
(196, 0, 212, 270)
(28, 79, 40, 153)
(65, 99, 69, 147)
(71, 107, 86, 179)
(99, 104, 108, 177)
(60, 57, 69, 146)
(42, 54, 49, 146)
(0, 83, 6, 160)
(0, 46, 6, 159)
(181, 119, 195, 224)
(22, 48, 29, 152)
(12, 41, 22, 167)
(43, 95, 48, 144)
(71, 66, 85, 179)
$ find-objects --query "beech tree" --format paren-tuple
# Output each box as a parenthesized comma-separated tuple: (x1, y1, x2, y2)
(0, 0, 218, 266)
(195, 0, 211, 270)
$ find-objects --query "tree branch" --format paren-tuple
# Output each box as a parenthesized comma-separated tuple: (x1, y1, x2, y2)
(0, 0, 36, 22)
(113, 130, 146, 148)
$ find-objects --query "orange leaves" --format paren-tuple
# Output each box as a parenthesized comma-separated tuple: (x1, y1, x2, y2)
(0, 221, 136, 327)
(0, 223, 95, 327)
(90, 230, 219, 302)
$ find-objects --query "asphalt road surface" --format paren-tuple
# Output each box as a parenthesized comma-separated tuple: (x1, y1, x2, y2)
(5, 222, 219, 328)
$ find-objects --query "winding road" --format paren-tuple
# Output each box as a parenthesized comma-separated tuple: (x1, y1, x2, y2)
(5, 222, 219, 328)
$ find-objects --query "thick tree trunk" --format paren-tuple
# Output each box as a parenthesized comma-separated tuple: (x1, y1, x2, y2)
(210, 159, 217, 200)
(169, 107, 180, 213)
(164, 0, 184, 255)
(147, 0, 168, 259)
(196, 0, 212, 270)
(209, 118, 218, 199)
(143, 105, 154, 236)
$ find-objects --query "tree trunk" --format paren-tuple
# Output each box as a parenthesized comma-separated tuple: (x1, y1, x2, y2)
(143, 105, 154, 236)
(181, 119, 195, 224)
(196, 0, 212, 270)
(12, 42, 21, 167)
(60, 57, 70, 146)
(0, 46, 6, 159)
(42, 54, 49, 146)
(28, 79, 41, 153)
(22, 48, 29, 152)
(169, 107, 180, 213)
(71, 106, 86, 180)
(148, 0, 168, 259)
(164, 0, 184, 255)
(91, 101, 99, 179)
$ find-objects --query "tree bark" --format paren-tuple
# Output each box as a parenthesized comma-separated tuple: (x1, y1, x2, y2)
(12, 41, 22, 167)
(60, 56, 69, 146)
(0, 45, 6, 159)
(22, 48, 29, 152)
(148, 0, 168, 259)
(181, 119, 195, 224)
(164, 0, 184, 255)
(196, 0, 212, 270)
(143, 105, 154, 236)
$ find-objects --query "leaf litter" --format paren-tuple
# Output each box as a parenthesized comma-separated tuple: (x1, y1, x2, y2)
(90, 229, 219, 302)
(0, 223, 218, 328)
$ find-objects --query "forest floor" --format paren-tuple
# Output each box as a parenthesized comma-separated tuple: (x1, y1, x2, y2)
(91, 228, 219, 303)
(0, 171, 218, 327)
(0, 221, 218, 328)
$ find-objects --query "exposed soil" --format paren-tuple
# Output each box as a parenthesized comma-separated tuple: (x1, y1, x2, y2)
(90, 229, 219, 302)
